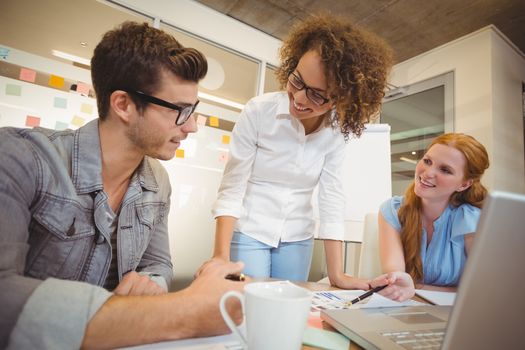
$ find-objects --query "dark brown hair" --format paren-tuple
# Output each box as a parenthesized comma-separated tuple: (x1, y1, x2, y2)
(399, 133, 490, 283)
(276, 14, 393, 139)
(91, 21, 207, 119)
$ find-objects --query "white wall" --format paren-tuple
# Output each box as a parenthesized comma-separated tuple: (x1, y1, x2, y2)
(390, 26, 525, 193)
(491, 31, 525, 193)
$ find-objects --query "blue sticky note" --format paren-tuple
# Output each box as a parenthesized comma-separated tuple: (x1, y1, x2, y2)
(303, 327, 350, 350)
(54, 121, 69, 130)
(0, 47, 9, 60)
(54, 97, 67, 109)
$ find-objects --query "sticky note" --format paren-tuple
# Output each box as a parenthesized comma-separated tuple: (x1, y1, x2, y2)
(71, 116, 85, 127)
(55, 121, 69, 130)
(76, 82, 90, 95)
(49, 75, 65, 89)
(0, 47, 9, 59)
(54, 97, 67, 109)
(221, 135, 230, 144)
(80, 103, 93, 114)
(176, 149, 185, 158)
(209, 116, 219, 127)
(19, 68, 36, 83)
(218, 151, 228, 163)
(302, 327, 350, 350)
(25, 116, 40, 128)
(6, 84, 22, 96)
(197, 114, 207, 125)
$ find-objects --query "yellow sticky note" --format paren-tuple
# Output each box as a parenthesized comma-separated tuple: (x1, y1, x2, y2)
(49, 75, 65, 89)
(209, 116, 219, 127)
(81, 103, 93, 114)
(71, 116, 85, 127)
(222, 135, 230, 144)
(176, 149, 185, 158)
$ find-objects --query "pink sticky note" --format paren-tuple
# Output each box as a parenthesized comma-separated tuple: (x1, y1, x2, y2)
(26, 115, 40, 127)
(197, 115, 207, 126)
(76, 82, 91, 95)
(218, 151, 229, 163)
(19, 68, 36, 83)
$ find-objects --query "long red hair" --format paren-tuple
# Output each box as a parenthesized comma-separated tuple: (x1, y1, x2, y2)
(398, 133, 489, 283)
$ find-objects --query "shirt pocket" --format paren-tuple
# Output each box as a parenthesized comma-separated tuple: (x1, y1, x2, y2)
(26, 195, 96, 280)
(133, 202, 166, 263)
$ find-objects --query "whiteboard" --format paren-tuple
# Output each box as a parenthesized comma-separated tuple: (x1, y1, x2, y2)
(342, 123, 392, 242)
(313, 124, 391, 242)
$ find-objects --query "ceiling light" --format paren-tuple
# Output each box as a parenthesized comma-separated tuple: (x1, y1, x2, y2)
(80, 42, 87, 47)
(411, 151, 416, 155)
(51, 50, 90, 66)
(198, 91, 244, 110)
(400, 156, 417, 164)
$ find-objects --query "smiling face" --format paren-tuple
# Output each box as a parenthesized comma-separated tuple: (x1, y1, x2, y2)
(286, 50, 333, 122)
(414, 143, 473, 204)
(126, 69, 199, 160)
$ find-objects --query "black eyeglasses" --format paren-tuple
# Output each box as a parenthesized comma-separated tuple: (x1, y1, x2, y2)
(124, 89, 199, 126)
(288, 72, 330, 106)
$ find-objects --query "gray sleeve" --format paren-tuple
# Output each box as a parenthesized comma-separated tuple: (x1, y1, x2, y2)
(7, 278, 112, 350)
(0, 129, 42, 345)
(0, 129, 112, 349)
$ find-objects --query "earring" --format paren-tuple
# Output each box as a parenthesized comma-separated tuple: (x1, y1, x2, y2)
(330, 107, 337, 120)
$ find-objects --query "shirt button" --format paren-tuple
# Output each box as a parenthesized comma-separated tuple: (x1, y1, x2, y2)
(96, 234, 106, 244)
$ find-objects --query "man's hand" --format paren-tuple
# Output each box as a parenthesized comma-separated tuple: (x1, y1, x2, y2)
(113, 271, 167, 296)
(182, 260, 248, 337)
(194, 256, 229, 279)
(370, 271, 415, 302)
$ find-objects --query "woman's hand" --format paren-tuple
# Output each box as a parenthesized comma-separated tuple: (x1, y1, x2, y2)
(370, 271, 415, 302)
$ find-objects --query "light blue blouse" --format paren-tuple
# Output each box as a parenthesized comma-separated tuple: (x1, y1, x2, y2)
(380, 196, 481, 286)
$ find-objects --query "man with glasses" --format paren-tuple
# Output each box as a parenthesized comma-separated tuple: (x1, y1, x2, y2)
(0, 22, 245, 349)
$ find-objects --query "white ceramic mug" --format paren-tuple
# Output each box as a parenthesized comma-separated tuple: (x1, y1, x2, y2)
(219, 281, 312, 350)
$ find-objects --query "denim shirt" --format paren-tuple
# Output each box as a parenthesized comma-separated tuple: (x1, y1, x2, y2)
(0, 119, 173, 349)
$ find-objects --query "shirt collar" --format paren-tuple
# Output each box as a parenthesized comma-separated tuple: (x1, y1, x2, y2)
(73, 119, 104, 194)
(73, 119, 159, 194)
(275, 92, 330, 133)
(276, 92, 291, 117)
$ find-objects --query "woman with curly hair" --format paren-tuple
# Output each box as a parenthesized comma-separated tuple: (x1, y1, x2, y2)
(198, 14, 393, 288)
(371, 133, 490, 301)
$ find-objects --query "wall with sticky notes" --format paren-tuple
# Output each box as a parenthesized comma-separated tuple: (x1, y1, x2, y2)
(0, 44, 240, 291)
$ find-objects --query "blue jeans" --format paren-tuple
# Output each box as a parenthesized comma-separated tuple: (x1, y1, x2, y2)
(230, 232, 314, 281)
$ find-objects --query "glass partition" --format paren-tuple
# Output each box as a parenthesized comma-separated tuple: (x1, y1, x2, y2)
(381, 72, 454, 195)
(161, 23, 259, 107)
(264, 65, 281, 93)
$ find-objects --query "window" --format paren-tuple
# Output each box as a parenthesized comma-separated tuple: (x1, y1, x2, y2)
(264, 65, 281, 93)
(160, 23, 259, 108)
(381, 72, 454, 195)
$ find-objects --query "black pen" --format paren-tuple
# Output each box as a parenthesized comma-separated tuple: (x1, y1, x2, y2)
(346, 285, 387, 306)
(225, 273, 246, 281)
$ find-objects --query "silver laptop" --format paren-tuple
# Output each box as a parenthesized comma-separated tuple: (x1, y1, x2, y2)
(321, 191, 525, 350)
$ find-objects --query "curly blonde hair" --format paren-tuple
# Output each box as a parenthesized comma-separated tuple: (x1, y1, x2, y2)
(276, 14, 393, 139)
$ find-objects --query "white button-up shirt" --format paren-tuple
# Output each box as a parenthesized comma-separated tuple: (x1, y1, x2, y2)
(212, 92, 346, 247)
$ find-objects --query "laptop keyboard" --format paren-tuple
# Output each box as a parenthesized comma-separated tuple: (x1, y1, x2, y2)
(381, 329, 445, 349)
